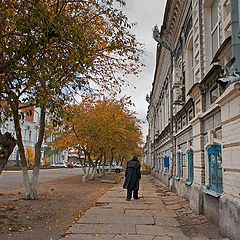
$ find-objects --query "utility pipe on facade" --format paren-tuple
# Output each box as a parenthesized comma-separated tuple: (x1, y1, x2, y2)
(231, 0, 240, 71)
(153, 26, 175, 187)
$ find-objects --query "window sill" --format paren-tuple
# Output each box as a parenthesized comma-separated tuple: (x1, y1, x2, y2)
(202, 189, 222, 198)
(175, 176, 180, 181)
(184, 180, 193, 186)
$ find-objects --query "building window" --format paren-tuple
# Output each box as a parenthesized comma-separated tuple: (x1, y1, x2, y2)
(176, 151, 187, 180)
(176, 151, 182, 179)
(182, 114, 187, 127)
(177, 118, 182, 132)
(176, 152, 181, 179)
(188, 108, 194, 121)
(185, 149, 194, 185)
(211, 0, 220, 57)
(185, 35, 194, 92)
(181, 152, 186, 178)
(163, 155, 169, 172)
(208, 145, 223, 193)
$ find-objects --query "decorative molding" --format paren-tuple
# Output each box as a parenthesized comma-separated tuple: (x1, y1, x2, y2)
(224, 168, 240, 173)
(223, 142, 240, 148)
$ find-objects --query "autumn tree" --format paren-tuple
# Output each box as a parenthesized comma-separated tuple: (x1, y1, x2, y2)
(0, 0, 143, 199)
(50, 95, 143, 182)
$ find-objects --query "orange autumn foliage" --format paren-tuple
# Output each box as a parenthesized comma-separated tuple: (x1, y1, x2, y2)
(50, 96, 143, 162)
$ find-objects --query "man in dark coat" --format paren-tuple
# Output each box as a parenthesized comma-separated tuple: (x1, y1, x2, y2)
(123, 155, 141, 200)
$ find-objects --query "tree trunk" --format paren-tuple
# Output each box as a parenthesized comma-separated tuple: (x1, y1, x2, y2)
(0, 131, 16, 175)
(22, 166, 39, 199)
(11, 100, 46, 200)
(108, 164, 112, 174)
(101, 154, 106, 176)
(108, 148, 114, 173)
(82, 165, 87, 174)
(10, 99, 33, 199)
(28, 106, 46, 199)
(89, 166, 97, 181)
(34, 106, 46, 168)
(82, 166, 90, 183)
(101, 167, 105, 177)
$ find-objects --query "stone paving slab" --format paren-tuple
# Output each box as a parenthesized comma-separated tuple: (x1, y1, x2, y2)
(143, 197, 165, 204)
(149, 209, 177, 218)
(125, 209, 173, 219)
(97, 196, 129, 203)
(101, 202, 150, 210)
(136, 225, 188, 238)
(112, 234, 165, 240)
(83, 207, 124, 216)
(67, 223, 136, 234)
(78, 212, 154, 224)
(63, 233, 114, 240)
(152, 237, 172, 240)
(101, 194, 125, 199)
(161, 196, 184, 201)
(166, 203, 184, 210)
(124, 209, 154, 217)
(140, 191, 159, 197)
(154, 217, 180, 227)
(142, 195, 159, 198)
(148, 203, 168, 210)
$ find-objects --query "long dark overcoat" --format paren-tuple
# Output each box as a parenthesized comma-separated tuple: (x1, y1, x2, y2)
(123, 159, 141, 191)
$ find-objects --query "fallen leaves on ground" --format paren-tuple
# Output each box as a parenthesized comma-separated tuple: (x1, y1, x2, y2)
(0, 173, 121, 240)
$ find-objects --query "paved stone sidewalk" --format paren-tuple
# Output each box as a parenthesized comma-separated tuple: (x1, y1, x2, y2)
(60, 175, 227, 240)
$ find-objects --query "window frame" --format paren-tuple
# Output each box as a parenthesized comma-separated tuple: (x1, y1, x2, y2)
(176, 151, 181, 180)
(211, 0, 220, 57)
(163, 155, 170, 173)
(185, 149, 194, 185)
(208, 144, 223, 194)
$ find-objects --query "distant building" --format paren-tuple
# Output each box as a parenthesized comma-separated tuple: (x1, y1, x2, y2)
(0, 103, 42, 166)
(0, 103, 66, 166)
(146, 0, 240, 239)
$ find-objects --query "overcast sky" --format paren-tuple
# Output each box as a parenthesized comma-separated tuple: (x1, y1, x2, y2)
(120, 0, 167, 138)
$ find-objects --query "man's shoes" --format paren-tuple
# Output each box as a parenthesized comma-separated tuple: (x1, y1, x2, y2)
(126, 198, 131, 201)
(134, 197, 140, 199)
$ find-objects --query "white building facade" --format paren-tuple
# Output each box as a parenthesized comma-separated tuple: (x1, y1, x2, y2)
(0, 106, 66, 166)
(0, 106, 42, 166)
(146, 1, 240, 239)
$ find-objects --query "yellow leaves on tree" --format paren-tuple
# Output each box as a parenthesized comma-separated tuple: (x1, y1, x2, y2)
(52, 96, 143, 162)
(26, 147, 35, 167)
(43, 157, 49, 165)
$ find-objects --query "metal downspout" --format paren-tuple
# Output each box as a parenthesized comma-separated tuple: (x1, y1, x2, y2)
(231, 0, 240, 71)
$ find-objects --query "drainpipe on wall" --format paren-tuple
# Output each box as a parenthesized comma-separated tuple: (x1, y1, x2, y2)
(231, 0, 240, 71)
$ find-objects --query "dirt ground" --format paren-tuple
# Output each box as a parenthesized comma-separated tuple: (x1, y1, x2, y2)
(0, 173, 122, 240)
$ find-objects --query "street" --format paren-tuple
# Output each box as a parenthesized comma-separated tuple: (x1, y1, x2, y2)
(0, 168, 83, 192)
